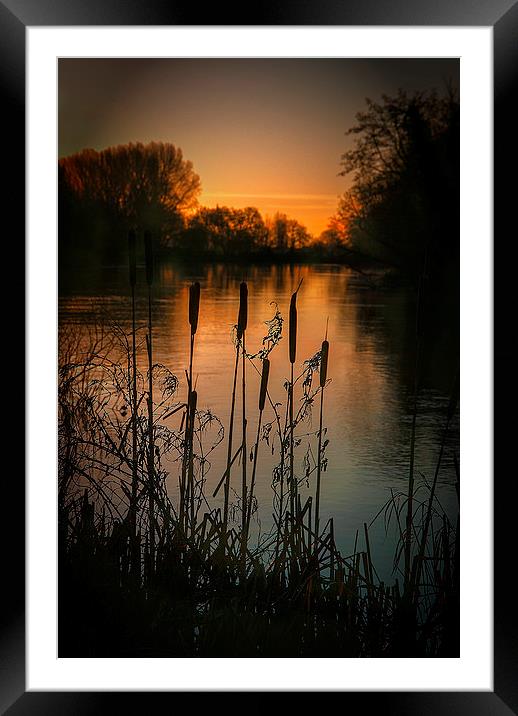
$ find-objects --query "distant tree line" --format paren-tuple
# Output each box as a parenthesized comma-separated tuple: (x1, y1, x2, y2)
(59, 88, 459, 279)
(178, 207, 312, 259)
(59, 141, 315, 266)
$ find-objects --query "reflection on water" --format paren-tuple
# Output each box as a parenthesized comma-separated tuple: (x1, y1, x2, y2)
(59, 262, 459, 579)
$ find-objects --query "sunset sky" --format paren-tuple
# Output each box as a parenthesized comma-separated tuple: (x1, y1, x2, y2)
(59, 58, 458, 236)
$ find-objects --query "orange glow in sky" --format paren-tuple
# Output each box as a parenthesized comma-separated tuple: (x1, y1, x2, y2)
(59, 59, 458, 237)
(199, 192, 339, 235)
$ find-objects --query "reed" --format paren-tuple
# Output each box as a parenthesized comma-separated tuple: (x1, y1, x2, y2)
(288, 279, 302, 522)
(412, 373, 458, 597)
(144, 230, 156, 569)
(238, 281, 248, 569)
(314, 335, 329, 553)
(58, 267, 458, 659)
(127, 229, 139, 576)
(187, 389, 198, 537)
(180, 281, 201, 532)
(218, 284, 243, 549)
(404, 268, 425, 590)
(245, 357, 270, 548)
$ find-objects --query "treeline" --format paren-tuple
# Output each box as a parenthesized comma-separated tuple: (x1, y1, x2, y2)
(59, 87, 459, 278)
(58, 142, 323, 266)
(177, 206, 314, 259)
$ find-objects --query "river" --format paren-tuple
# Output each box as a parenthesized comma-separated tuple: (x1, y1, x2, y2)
(59, 261, 459, 581)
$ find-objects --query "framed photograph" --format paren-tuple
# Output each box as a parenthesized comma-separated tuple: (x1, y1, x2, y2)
(5, 0, 511, 710)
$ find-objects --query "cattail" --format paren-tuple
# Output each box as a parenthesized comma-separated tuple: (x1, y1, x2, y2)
(259, 358, 270, 411)
(189, 282, 200, 336)
(289, 292, 297, 364)
(237, 282, 248, 339)
(314, 333, 328, 557)
(320, 340, 329, 388)
(144, 230, 153, 287)
(128, 229, 137, 287)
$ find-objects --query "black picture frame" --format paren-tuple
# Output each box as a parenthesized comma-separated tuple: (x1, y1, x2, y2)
(5, 0, 511, 711)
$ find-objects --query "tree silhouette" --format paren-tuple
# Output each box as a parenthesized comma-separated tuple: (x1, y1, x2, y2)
(59, 142, 201, 264)
(338, 88, 459, 279)
(179, 205, 269, 257)
(268, 212, 311, 254)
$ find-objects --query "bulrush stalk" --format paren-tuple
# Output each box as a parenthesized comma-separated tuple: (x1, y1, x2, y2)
(404, 270, 424, 591)
(288, 279, 303, 522)
(238, 282, 248, 570)
(314, 336, 329, 553)
(245, 358, 270, 546)
(218, 282, 244, 549)
(188, 281, 200, 390)
(180, 282, 201, 532)
(144, 231, 156, 571)
(128, 229, 139, 576)
(187, 389, 198, 537)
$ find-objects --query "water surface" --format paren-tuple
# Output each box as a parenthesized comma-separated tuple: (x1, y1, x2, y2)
(59, 262, 459, 580)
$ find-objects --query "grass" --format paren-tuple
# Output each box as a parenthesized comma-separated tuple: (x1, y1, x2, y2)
(57, 232, 459, 658)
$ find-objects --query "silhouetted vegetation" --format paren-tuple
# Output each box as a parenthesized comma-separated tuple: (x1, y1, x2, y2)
(59, 88, 459, 283)
(335, 88, 459, 284)
(58, 233, 459, 657)
(59, 141, 201, 267)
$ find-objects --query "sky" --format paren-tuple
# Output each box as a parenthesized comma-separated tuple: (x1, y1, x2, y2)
(59, 58, 458, 236)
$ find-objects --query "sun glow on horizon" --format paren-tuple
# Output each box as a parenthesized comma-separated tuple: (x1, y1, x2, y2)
(199, 191, 340, 236)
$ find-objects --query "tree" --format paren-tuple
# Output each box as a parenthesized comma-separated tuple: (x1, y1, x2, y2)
(59, 142, 201, 261)
(267, 212, 312, 254)
(181, 205, 269, 257)
(338, 88, 459, 278)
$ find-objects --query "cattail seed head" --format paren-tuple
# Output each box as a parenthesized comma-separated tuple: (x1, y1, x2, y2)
(289, 292, 297, 364)
(144, 231, 153, 286)
(189, 282, 200, 335)
(259, 358, 270, 411)
(320, 340, 329, 387)
(237, 282, 248, 339)
(128, 230, 137, 287)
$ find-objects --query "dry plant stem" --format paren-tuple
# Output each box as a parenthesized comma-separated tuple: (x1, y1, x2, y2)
(315, 336, 328, 558)
(405, 378, 418, 590)
(128, 231, 139, 575)
(412, 401, 454, 596)
(246, 358, 269, 543)
(146, 330, 155, 569)
(273, 409, 286, 565)
(188, 390, 197, 538)
(288, 280, 302, 535)
(186, 282, 199, 537)
(289, 362, 295, 520)
(179, 403, 189, 531)
(314, 384, 325, 554)
(222, 346, 240, 544)
(145, 234, 155, 568)
(405, 316, 420, 591)
(240, 332, 247, 569)
(404, 265, 425, 591)
(246, 414, 262, 538)
(188, 332, 195, 534)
